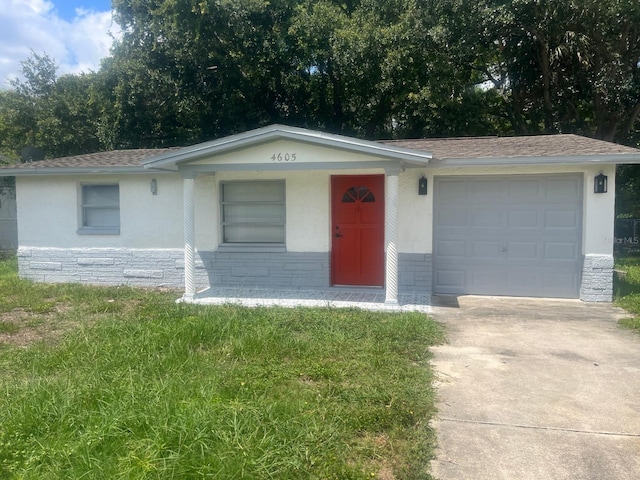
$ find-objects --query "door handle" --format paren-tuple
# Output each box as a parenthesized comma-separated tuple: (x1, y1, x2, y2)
(335, 233, 343, 238)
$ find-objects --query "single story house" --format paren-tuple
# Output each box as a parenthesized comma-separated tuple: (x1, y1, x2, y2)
(2, 124, 640, 303)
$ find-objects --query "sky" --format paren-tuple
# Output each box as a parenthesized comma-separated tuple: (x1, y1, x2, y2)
(0, 0, 120, 88)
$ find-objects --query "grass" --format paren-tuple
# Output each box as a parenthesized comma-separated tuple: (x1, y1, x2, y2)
(614, 256, 640, 332)
(0, 256, 445, 479)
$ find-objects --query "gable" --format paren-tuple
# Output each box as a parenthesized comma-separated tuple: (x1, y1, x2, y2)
(188, 139, 403, 167)
(143, 125, 432, 173)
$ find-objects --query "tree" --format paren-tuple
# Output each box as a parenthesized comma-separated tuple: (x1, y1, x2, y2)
(3, 1, 639, 155)
(617, 164, 640, 217)
(104, 0, 505, 142)
(106, 0, 306, 146)
(0, 52, 108, 159)
(433, 0, 640, 144)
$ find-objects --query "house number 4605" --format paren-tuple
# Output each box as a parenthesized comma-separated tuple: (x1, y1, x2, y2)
(271, 152, 296, 162)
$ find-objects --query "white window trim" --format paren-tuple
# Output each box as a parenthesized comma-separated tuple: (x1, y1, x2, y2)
(219, 180, 286, 249)
(77, 183, 120, 235)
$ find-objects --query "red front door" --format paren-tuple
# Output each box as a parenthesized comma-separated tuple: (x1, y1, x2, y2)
(331, 175, 385, 286)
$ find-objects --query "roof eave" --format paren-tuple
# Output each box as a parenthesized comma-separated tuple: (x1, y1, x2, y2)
(433, 153, 640, 166)
(0, 166, 154, 176)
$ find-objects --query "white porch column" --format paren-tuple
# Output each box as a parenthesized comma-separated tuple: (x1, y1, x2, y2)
(385, 168, 400, 306)
(183, 173, 196, 301)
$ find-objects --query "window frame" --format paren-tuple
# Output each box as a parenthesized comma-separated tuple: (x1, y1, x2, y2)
(219, 180, 286, 250)
(78, 183, 121, 235)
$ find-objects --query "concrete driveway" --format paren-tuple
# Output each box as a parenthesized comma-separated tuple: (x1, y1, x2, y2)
(429, 296, 640, 480)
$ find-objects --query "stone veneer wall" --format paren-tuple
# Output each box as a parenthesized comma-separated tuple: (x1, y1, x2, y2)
(17, 248, 331, 289)
(207, 251, 330, 288)
(398, 253, 432, 293)
(19, 247, 612, 301)
(579, 254, 614, 302)
(17, 247, 434, 293)
(18, 247, 200, 288)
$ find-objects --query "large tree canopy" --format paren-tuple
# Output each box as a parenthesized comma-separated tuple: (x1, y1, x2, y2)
(0, 52, 106, 160)
(104, 0, 484, 143)
(435, 0, 640, 143)
(0, 1, 638, 155)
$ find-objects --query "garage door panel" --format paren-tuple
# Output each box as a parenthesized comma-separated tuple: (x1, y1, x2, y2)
(546, 178, 581, 197)
(508, 179, 541, 200)
(470, 241, 502, 259)
(544, 242, 578, 260)
(434, 174, 582, 298)
(470, 210, 502, 227)
(506, 242, 538, 260)
(468, 270, 508, 293)
(472, 180, 503, 201)
(436, 269, 465, 289)
(467, 266, 578, 298)
(544, 272, 580, 293)
(506, 270, 542, 294)
(436, 240, 466, 258)
(508, 210, 539, 228)
(437, 180, 468, 200)
(545, 210, 579, 228)
(435, 210, 467, 227)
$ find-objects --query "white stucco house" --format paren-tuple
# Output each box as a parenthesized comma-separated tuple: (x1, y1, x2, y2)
(2, 124, 640, 303)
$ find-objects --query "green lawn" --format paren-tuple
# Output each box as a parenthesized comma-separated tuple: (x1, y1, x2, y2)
(614, 256, 640, 331)
(0, 256, 445, 479)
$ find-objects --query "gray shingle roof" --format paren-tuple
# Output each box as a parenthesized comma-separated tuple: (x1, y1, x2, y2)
(4, 149, 176, 170)
(1, 133, 638, 175)
(383, 134, 640, 160)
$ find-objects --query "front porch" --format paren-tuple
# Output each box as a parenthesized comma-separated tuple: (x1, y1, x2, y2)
(183, 285, 431, 312)
(142, 126, 433, 308)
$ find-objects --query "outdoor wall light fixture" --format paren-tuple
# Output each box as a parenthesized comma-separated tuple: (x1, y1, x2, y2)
(150, 178, 158, 195)
(594, 171, 607, 194)
(418, 175, 428, 195)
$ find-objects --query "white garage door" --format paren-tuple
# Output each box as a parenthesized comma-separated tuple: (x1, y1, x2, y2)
(433, 174, 583, 298)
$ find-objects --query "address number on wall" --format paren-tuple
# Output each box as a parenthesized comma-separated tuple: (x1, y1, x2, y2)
(271, 152, 297, 162)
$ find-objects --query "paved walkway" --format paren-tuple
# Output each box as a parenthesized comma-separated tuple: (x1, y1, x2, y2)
(188, 286, 431, 312)
(429, 296, 640, 480)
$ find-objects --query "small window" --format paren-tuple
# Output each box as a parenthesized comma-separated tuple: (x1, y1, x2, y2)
(79, 184, 120, 234)
(342, 186, 375, 203)
(221, 181, 285, 244)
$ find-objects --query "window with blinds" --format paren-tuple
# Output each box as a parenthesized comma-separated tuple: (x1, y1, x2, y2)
(221, 181, 285, 244)
(79, 184, 120, 235)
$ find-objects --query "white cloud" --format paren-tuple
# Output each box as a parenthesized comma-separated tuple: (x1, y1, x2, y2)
(0, 0, 120, 88)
